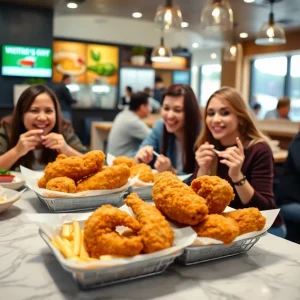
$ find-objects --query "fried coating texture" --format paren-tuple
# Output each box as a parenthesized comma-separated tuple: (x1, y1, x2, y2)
(46, 177, 76, 193)
(130, 163, 154, 183)
(152, 172, 208, 225)
(76, 164, 130, 192)
(223, 208, 266, 235)
(192, 214, 240, 245)
(37, 176, 47, 188)
(56, 154, 68, 160)
(113, 156, 136, 168)
(125, 193, 174, 253)
(44, 150, 105, 182)
(191, 176, 235, 214)
(84, 205, 143, 258)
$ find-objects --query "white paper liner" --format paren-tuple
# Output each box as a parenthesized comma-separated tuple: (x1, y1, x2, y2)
(107, 153, 192, 187)
(28, 206, 197, 271)
(20, 166, 137, 199)
(191, 207, 280, 246)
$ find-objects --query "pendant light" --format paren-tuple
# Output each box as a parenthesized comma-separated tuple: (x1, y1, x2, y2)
(224, 23, 238, 61)
(154, 0, 183, 31)
(200, 0, 234, 31)
(151, 34, 173, 62)
(255, 0, 286, 45)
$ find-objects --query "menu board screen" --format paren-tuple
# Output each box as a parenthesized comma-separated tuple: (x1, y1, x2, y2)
(2, 45, 52, 78)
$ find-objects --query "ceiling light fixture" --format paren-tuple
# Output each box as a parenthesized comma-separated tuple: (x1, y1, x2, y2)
(240, 32, 248, 38)
(151, 34, 173, 62)
(211, 53, 217, 59)
(255, 0, 286, 45)
(200, 0, 234, 32)
(192, 42, 199, 48)
(224, 23, 238, 61)
(244, 0, 255, 3)
(181, 22, 189, 28)
(67, 2, 78, 9)
(154, 0, 183, 31)
(132, 12, 142, 18)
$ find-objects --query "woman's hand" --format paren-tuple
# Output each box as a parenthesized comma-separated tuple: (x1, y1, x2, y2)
(219, 137, 245, 182)
(135, 146, 153, 164)
(15, 129, 44, 156)
(154, 154, 173, 172)
(195, 142, 216, 175)
(41, 133, 68, 154)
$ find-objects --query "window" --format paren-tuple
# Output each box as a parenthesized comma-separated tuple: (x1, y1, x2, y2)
(199, 64, 221, 107)
(289, 55, 300, 121)
(250, 56, 287, 119)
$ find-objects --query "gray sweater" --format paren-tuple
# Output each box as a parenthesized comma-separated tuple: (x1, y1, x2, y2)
(107, 110, 151, 157)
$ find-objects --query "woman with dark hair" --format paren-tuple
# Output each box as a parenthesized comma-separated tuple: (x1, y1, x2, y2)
(135, 84, 201, 175)
(0, 85, 87, 171)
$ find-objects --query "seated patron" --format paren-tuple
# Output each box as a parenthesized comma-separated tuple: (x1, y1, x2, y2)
(264, 97, 291, 120)
(0, 85, 87, 171)
(135, 84, 201, 175)
(107, 92, 151, 157)
(194, 87, 285, 238)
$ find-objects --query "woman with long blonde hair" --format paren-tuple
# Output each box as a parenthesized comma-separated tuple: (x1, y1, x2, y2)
(194, 87, 285, 237)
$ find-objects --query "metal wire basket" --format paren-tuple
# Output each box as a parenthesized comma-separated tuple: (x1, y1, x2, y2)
(36, 191, 129, 213)
(128, 186, 153, 201)
(176, 232, 266, 265)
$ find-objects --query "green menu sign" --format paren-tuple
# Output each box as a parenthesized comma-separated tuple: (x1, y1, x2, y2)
(2, 45, 52, 78)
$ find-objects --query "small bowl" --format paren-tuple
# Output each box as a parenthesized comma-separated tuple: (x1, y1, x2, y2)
(0, 175, 15, 183)
(0, 187, 24, 214)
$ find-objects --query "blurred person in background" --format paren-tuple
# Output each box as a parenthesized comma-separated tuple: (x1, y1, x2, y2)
(252, 103, 262, 117)
(194, 87, 285, 237)
(135, 84, 201, 176)
(264, 97, 291, 120)
(107, 92, 151, 157)
(53, 74, 76, 122)
(153, 76, 166, 104)
(120, 86, 133, 107)
(0, 85, 86, 171)
(144, 87, 161, 114)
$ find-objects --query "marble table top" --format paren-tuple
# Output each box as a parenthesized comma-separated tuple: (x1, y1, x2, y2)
(1, 190, 300, 300)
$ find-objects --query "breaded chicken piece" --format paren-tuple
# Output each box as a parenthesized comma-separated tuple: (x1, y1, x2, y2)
(84, 205, 143, 258)
(192, 214, 240, 245)
(152, 172, 208, 225)
(191, 176, 235, 214)
(113, 156, 136, 168)
(223, 208, 266, 235)
(44, 150, 105, 182)
(76, 164, 130, 192)
(130, 163, 154, 183)
(125, 193, 174, 253)
(37, 176, 47, 188)
(46, 176, 76, 193)
(56, 154, 68, 160)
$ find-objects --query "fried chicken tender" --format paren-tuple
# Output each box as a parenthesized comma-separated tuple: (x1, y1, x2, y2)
(37, 176, 47, 188)
(44, 150, 105, 182)
(223, 208, 266, 235)
(152, 172, 208, 225)
(125, 193, 174, 253)
(191, 176, 235, 214)
(130, 163, 154, 183)
(192, 214, 240, 245)
(76, 164, 130, 192)
(56, 154, 68, 160)
(113, 156, 136, 168)
(84, 205, 143, 258)
(46, 177, 76, 193)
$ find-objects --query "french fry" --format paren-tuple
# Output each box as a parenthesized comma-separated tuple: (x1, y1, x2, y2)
(72, 257, 98, 263)
(100, 255, 127, 260)
(80, 230, 89, 258)
(61, 224, 73, 240)
(72, 220, 81, 256)
(63, 238, 72, 249)
(51, 239, 61, 251)
(54, 236, 73, 258)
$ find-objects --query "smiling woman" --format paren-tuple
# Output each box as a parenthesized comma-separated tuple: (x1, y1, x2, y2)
(0, 85, 87, 171)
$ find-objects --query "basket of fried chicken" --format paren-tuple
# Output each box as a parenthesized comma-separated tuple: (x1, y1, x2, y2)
(20, 151, 138, 212)
(35, 192, 196, 289)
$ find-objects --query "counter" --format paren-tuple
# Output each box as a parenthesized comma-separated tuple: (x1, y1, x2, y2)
(1, 190, 300, 299)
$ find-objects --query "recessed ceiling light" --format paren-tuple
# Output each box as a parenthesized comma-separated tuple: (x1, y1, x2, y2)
(132, 12, 142, 18)
(211, 53, 217, 59)
(181, 22, 189, 28)
(67, 2, 78, 9)
(244, 0, 255, 3)
(240, 32, 249, 38)
(192, 42, 199, 48)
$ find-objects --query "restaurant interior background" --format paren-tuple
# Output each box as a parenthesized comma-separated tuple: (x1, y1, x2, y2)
(1, 0, 300, 141)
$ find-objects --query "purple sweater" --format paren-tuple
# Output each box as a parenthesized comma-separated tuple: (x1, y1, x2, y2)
(194, 141, 283, 227)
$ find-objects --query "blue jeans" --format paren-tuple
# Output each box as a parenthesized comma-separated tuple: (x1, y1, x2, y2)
(62, 110, 72, 122)
(280, 203, 300, 223)
(268, 225, 287, 238)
